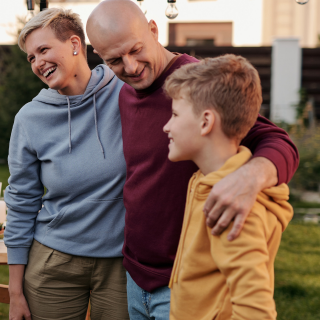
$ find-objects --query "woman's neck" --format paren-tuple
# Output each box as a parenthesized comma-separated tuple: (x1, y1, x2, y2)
(58, 58, 92, 96)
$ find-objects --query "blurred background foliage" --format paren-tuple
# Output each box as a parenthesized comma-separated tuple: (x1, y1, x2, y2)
(0, 45, 46, 160)
(277, 87, 320, 195)
(289, 126, 320, 192)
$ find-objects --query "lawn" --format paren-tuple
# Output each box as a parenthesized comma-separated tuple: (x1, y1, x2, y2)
(274, 221, 320, 319)
(0, 222, 318, 319)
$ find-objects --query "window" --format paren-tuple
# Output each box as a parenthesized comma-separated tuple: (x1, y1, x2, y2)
(169, 23, 232, 47)
(186, 39, 215, 46)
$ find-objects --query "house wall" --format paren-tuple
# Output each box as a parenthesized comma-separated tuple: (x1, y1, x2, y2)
(262, 0, 320, 48)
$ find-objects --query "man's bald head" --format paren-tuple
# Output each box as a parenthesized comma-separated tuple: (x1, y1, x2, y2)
(86, 0, 174, 90)
(87, 0, 148, 52)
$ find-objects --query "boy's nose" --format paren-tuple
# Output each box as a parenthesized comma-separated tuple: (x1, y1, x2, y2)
(163, 122, 170, 133)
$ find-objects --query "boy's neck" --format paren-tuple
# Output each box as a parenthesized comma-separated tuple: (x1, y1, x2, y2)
(193, 134, 239, 176)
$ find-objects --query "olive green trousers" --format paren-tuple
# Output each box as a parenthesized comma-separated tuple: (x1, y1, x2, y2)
(24, 240, 129, 320)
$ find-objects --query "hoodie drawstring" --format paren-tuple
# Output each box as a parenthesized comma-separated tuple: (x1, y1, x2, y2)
(93, 94, 105, 158)
(66, 95, 105, 158)
(67, 96, 72, 154)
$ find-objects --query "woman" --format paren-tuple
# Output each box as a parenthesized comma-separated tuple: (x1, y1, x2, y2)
(4, 8, 129, 320)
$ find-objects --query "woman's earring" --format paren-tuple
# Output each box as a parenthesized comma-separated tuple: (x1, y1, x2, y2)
(73, 51, 78, 56)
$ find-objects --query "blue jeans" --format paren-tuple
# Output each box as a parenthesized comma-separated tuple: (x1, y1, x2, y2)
(126, 271, 171, 320)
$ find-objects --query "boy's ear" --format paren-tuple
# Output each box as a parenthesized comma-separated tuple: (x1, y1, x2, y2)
(200, 110, 215, 136)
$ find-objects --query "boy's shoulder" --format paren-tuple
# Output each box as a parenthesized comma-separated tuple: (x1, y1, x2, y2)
(252, 184, 293, 235)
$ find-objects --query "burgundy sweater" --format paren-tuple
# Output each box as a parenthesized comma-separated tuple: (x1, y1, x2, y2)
(119, 54, 299, 292)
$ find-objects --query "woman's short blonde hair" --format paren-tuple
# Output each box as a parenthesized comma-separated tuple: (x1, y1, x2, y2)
(18, 8, 87, 57)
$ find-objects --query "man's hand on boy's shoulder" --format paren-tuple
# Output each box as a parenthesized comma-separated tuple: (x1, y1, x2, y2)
(203, 157, 278, 241)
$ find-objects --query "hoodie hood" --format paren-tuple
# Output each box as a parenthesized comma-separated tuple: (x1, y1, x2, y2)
(33, 64, 115, 106)
(195, 146, 293, 231)
(32, 64, 116, 156)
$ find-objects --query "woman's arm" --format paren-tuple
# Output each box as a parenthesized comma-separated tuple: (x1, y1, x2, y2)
(9, 265, 32, 320)
(5, 115, 43, 318)
(4, 115, 44, 265)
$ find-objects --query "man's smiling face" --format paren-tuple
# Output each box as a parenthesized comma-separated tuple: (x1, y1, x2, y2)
(89, 19, 162, 91)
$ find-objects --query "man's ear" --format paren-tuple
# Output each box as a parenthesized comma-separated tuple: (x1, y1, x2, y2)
(200, 110, 215, 136)
(70, 35, 81, 55)
(149, 20, 159, 41)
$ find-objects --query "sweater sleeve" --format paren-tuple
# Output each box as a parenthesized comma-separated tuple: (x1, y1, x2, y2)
(4, 116, 44, 265)
(209, 213, 277, 320)
(241, 115, 299, 185)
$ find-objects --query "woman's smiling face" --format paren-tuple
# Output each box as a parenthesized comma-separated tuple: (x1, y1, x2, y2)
(25, 27, 78, 94)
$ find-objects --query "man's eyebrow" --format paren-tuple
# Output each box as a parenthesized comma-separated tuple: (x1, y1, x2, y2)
(106, 56, 121, 63)
(130, 42, 143, 50)
(106, 42, 144, 63)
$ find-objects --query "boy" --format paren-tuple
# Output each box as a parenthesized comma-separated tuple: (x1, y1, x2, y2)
(163, 55, 293, 320)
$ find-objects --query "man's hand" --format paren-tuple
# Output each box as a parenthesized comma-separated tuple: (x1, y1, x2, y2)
(9, 292, 32, 320)
(203, 157, 278, 241)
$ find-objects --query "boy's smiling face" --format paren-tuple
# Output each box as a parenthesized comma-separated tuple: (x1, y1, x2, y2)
(163, 96, 202, 162)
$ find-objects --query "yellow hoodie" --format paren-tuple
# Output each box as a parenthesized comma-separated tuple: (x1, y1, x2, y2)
(169, 146, 293, 320)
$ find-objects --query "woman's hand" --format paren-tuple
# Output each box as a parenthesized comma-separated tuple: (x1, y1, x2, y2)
(9, 265, 31, 320)
(9, 292, 32, 320)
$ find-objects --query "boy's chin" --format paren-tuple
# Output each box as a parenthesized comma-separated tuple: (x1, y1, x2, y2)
(168, 153, 186, 162)
(168, 153, 179, 162)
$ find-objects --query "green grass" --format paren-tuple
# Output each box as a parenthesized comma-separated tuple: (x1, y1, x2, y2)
(275, 221, 320, 319)
(0, 223, 318, 319)
(290, 201, 320, 209)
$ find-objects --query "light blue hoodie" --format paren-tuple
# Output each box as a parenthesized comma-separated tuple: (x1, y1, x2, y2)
(4, 65, 126, 264)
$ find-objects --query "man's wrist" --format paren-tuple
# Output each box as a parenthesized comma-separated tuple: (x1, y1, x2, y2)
(246, 157, 278, 191)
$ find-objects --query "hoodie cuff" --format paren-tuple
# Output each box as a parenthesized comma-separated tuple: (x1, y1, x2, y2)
(7, 247, 29, 265)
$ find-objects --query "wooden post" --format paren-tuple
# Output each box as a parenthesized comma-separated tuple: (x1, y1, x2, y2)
(0, 285, 9, 304)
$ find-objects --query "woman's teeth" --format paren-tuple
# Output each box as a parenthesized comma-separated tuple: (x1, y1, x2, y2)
(43, 67, 57, 78)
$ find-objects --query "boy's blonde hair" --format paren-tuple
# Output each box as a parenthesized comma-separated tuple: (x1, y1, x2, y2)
(18, 8, 87, 57)
(164, 54, 262, 143)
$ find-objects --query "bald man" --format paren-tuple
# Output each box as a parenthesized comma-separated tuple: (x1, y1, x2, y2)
(87, 1, 299, 319)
